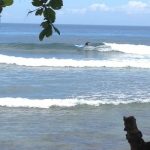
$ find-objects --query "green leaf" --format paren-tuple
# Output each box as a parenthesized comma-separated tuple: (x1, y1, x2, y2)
(42, 0, 48, 3)
(35, 8, 43, 15)
(45, 26, 52, 37)
(0, 7, 2, 13)
(3, 0, 13, 6)
(48, 0, 63, 10)
(0, 0, 4, 6)
(41, 21, 49, 28)
(52, 24, 60, 35)
(27, 10, 36, 16)
(31, 0, 62, 40)
(32, 0, 43, 7)
(39, 25, 53, 40)
(39, 29, 46, 41)
(44, 7, 55, 23)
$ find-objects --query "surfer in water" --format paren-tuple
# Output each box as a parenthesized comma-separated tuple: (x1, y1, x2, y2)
(85, 42, 90, 46)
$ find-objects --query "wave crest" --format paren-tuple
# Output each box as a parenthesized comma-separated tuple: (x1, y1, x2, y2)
(0, 97, 150, 108)
(105, 43, 150, 55)
(0, 54, 150, 68)
(1, 42, 150, 55)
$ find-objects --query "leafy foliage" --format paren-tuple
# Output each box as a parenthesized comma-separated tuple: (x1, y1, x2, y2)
(48, 0, 63, 10)
(0, 0, 63, 41)
(0, 0, 14, 16)
(0, 0, 13, 7)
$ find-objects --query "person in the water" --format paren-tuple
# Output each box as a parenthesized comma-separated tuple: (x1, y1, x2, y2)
(85, 42, 90, 46)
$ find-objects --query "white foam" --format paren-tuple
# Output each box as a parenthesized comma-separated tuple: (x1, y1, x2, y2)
(84, 45, 111, 52)
(75, 44, 84, 48)
(0, 97, 150, 108)
(83, 46, 96, 51)
(0, 54, 150, 68)
(105, 43, 150, 55)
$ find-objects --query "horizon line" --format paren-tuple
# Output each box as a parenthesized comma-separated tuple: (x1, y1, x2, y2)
(1, 22, 150, 27)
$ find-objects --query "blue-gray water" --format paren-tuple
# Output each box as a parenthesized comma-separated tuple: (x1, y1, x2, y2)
(0, 23, 150, 150)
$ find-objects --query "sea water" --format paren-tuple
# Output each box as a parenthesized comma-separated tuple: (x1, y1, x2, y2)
(0, 23, 150, 150)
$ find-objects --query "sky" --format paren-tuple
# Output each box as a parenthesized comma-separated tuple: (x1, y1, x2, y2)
(1, 0, 150, 26)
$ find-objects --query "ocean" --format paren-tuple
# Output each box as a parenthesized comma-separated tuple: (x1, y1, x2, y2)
(0, 23, 150, 150)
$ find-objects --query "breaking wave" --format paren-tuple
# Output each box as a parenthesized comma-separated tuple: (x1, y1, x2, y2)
(0, 54, 150, 68)
(0, 97, 150, 108)
(105, 43, 150, 55)
(0, 42, 150, 55)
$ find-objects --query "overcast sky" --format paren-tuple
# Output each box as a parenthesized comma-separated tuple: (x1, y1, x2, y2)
(2, 0, 150, 26)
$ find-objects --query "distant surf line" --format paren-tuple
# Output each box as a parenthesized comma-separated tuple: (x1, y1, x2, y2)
(0, 42, 150, 55)
(0, 97, 150, 108)
(0, 54, 149, 68)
